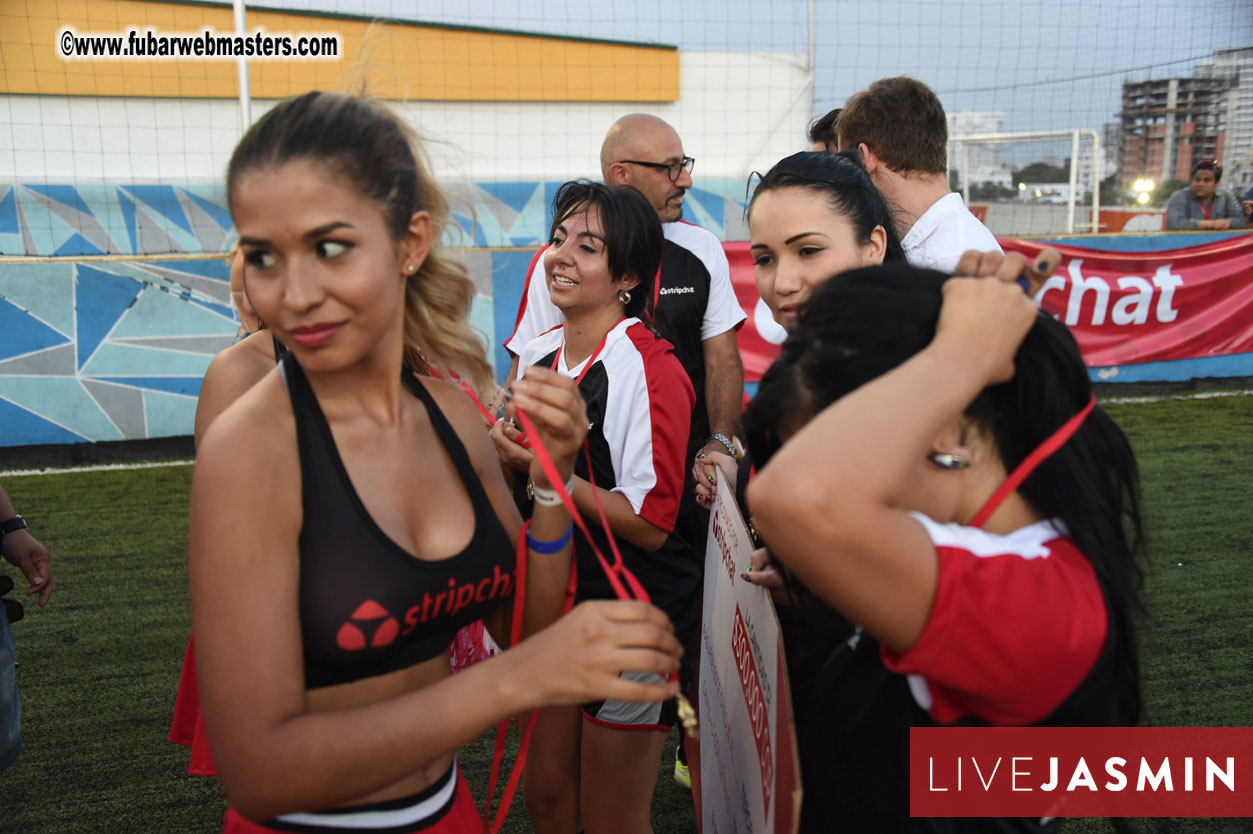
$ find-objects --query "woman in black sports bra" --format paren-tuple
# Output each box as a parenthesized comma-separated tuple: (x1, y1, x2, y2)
(189, 92, 683, 834)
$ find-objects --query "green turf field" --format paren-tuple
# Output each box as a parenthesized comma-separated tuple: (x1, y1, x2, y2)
(0, 394, 1249, 833)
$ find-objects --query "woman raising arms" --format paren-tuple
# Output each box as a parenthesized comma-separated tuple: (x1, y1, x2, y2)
(743, 266, 1144, 831)
(190, 92, 682, 833)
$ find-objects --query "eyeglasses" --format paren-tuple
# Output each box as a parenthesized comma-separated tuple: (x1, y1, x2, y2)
(619, 156, 695, 182)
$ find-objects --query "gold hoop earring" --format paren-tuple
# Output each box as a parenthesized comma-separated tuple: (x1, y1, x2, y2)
(618, 289, 632, 306)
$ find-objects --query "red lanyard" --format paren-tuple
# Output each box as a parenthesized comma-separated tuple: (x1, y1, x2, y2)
(651, 263, 663, 318)
(426, 367, 496, 428)
(480, 519, 577, 834)
(968, 393, 1097, 529)
(512, 321, 620, 449)
(550, 320, 620, 385)
(1199, 199, 1215, 220)
(481, 328, 652, 831)
(514, 405, 651, 603)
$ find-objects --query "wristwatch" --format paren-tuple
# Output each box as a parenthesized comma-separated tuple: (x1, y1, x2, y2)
(708, 433, 740, 460)
(0, 515, 25, 552)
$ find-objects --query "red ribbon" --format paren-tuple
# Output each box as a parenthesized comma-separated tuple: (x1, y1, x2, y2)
(968, 392, 1097, 529)
(481, 397, 653, 830)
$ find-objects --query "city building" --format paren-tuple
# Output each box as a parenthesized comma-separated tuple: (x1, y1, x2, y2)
(1117, 74, 1232, 192)
(1197, 47, 1253, 194)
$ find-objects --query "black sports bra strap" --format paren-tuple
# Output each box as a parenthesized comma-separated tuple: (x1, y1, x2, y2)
(402, 372, 495, 509)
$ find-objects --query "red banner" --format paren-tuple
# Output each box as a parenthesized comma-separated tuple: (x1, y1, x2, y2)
(1002, 236, 1253, 367)
(727, 236, 1253, 379)
(910, 726, 1253, 818)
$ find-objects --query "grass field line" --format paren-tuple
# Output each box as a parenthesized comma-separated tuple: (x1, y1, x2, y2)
(0, 459, 194, 478)
(1101, 388, 1253, 405)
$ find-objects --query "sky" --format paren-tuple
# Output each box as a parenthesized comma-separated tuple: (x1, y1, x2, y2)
(247, 0, 1252, 141)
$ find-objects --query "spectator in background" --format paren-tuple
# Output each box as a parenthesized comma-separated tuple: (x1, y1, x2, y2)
(0, 483, 55, 773)
(1165, 160, 1246, 230)
(836, 76, 1003, 273)
(807, 108, 840, 151)
(1243, 185, 1253, 223)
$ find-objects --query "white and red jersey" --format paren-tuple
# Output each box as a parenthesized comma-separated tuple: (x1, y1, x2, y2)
(882, 514, 1109, 726)
(516, 318, 699, 642)
(505, 221, 745, 405)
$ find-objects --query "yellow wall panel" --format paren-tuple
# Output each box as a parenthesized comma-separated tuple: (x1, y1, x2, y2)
(0, 0, 679, 101)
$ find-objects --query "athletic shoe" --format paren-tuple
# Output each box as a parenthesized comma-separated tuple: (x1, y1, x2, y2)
(673, 748, 691, 790)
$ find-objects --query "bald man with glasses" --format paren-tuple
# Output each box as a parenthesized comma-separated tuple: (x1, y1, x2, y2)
(506, 113, 746, 491)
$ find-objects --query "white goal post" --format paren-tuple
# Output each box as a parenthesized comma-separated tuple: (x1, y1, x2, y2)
(950, 129, 1101, 235)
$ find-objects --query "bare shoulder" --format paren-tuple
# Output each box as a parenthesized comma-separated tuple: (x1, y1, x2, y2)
(194, 332, 279, 448)
(195, 371, 298, 501)
(415, 374, 501, 476)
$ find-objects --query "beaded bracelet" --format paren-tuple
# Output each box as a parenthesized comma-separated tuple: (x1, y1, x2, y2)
(525, 521, 575, 554)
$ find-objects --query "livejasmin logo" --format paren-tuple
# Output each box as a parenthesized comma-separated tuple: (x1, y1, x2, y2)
(928, 755, 1235, 793)
(909, 727, 1252, 817)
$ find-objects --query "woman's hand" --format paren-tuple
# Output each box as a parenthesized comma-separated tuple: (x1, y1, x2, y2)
(1, 529, 54, 607)
(489, 416, 533, 473)
(512, 599, 683, 708)
(741, 546, 783, 589)
(953, 247, 1061, 296)
(934, 276, 1038, 387)
(505, 366, 588, 487)
(693, 450, 738, 509)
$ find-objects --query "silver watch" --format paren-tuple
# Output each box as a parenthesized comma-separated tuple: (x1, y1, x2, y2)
(708, 433, 738, 458)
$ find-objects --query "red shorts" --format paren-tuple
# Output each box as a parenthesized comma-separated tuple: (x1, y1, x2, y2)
(169, 635, 217, 776)
(222, 759, 484, 833)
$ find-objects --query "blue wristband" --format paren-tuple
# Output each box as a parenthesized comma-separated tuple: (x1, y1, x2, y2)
(526, 522, 574, 554)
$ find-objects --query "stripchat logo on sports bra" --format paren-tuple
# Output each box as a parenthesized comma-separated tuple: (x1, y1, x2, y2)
(335, 566, 515, 652)
(336, 600, 400, 651)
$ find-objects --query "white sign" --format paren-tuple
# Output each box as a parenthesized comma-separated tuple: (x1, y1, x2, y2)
(697, 469, 800, 834)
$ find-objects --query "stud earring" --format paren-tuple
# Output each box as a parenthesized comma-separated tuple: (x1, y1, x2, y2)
(618, 289, 632, 305)
(929, 453, 971, 470)
(405, 263, 416, 274)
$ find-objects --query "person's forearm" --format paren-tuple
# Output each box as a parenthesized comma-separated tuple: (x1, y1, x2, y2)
(212, 647, 536, 821)
(520, 500, 576, 639)
(702, 333, 744, 441)
(1165, 198, 1198, 230)
(570, 479, 668, 552)
(0, 486, 15, 520)
(751, 342, 983, 534)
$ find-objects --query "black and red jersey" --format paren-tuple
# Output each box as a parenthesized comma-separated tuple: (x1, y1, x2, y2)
(517, 319, 699, 643)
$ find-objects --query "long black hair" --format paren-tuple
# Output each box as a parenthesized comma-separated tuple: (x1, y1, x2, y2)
(744, 264, 1145, 724)
(748, 150, 907, 265)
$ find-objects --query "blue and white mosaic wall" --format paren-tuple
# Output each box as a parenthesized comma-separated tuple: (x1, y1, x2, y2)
(0, 180, 751, 447)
